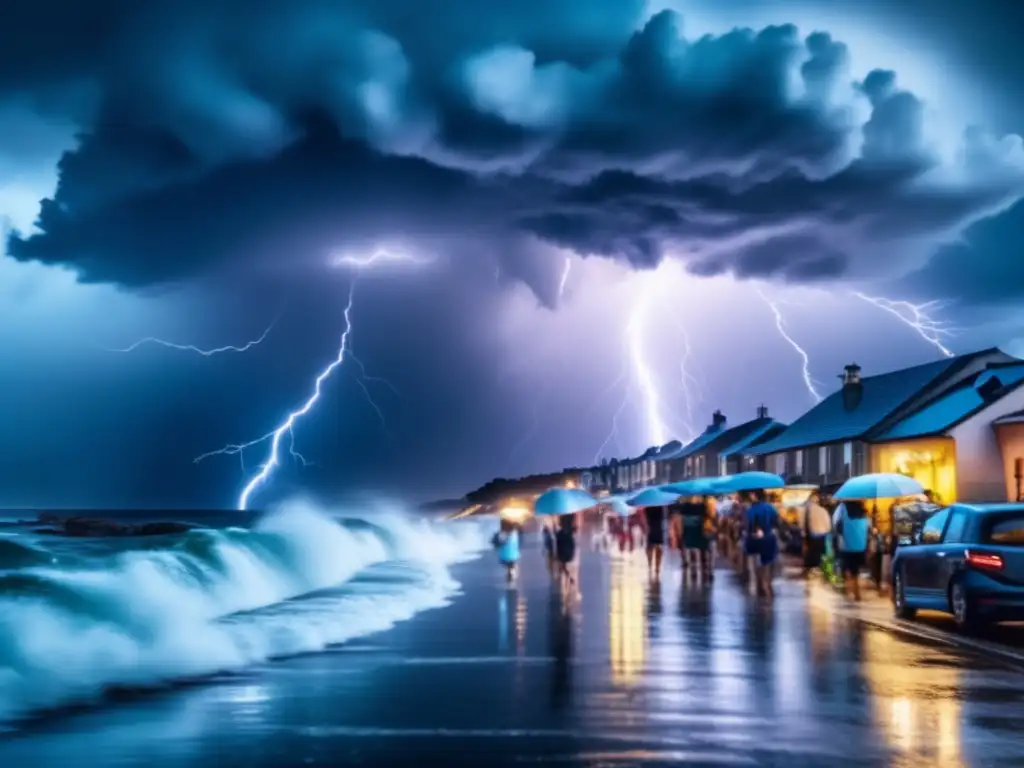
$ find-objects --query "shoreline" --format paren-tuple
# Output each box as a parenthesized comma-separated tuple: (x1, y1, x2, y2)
(5, 545, 1024, 766)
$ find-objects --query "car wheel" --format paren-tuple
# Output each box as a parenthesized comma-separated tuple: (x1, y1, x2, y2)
(893, 568, 917, 620)
(949, 581, 983, 633)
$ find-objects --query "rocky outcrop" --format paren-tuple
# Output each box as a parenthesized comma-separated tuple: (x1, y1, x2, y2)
(32, 516, 196, 538)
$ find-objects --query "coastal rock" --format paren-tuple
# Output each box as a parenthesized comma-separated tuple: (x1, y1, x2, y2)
(38, 517, 197, 538)
(132, 521, 195, 536)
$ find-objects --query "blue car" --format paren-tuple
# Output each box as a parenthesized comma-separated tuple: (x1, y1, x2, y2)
(891, 503, 1024, 632)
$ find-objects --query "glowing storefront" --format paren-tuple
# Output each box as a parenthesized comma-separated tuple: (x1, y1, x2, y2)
(870, 365, 1024, 503)
(869, 439, 958, 504)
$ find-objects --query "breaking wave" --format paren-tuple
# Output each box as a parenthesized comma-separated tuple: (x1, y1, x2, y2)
(0, 499, 487, 722)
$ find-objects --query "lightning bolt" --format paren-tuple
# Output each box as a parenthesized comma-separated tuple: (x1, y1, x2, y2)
(664, 311, 702, 441)
(592, 267, 707, 465)
(103, 320, 277, 355)
(557, 256, 572, 302)
(592, 353, 631, 464)
(627, 290, 667, 448)
(853, 292, 957, 358)
(756, 288, 823, 404)
(195, 283, 358, 510)
(332, 248, 431, 269)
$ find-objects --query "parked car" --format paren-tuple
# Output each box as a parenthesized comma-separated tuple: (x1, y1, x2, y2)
(891, 503, 1024, 632)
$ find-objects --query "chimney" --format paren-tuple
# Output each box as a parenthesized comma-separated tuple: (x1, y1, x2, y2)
(841, 364, 862, 385)
(756, 404, 769, 419)
(711, 410, 727, 430)
(840, 363, 863, 411)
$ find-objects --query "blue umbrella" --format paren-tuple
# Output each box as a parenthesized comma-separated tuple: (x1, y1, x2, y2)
(716, 471, 785, 492)
(603, 495, 634, 516)
(627, 487, 682, 507)
(833, 473, 924, 500)
(663, 477, 727, 496)
(534, 487, 600, 516)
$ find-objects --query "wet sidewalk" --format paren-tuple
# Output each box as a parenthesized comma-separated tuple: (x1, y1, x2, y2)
(806, 574, 1024, 668)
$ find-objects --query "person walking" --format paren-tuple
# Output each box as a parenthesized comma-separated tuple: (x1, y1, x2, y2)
(493, 519, 521, 585)
(642, 504, 667, 581)
(541, 517, 558, 580)
(801, 492, 832, 583)
(555, 513, 580, 598)
(745, 490, 780, 601)
(834, 500, 870, 602)
(681, 497, 706, 580)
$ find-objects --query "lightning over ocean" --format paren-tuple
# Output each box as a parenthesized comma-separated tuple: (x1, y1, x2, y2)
(195, 283, 358, 510)
(7, 0, 1024, 759)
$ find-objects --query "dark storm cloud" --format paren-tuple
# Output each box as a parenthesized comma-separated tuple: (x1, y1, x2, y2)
(4, 2, 1024, 298)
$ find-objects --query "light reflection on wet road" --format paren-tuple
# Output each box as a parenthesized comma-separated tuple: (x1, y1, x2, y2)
(3, 550, 1024, 766)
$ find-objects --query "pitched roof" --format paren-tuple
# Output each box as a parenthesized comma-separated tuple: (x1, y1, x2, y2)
(657, 417, 776, 462)
(654, 424, 728, 461)
(995, 409, 1024, 426)
(720, 419, 787, 457)
(874, 364, 1024, 440)
(749, 352, 987, 455)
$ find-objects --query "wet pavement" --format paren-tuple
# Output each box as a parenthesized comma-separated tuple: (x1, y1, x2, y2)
(4, 546, 1024, 766)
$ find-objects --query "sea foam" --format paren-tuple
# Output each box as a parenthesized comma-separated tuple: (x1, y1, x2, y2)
(0, 499, 486, 722)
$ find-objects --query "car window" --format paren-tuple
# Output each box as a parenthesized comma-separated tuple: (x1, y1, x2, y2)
(984, 514, 1024, 546)
(943, 511, 968, 544)
(920, 508, 950, 544)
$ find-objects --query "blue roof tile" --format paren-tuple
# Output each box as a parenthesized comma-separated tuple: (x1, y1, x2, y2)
(875, 364, 1024, 440)
(720, 420, 786, 456)
(749, 354, 978, 455)
(655, 425, 727, 461)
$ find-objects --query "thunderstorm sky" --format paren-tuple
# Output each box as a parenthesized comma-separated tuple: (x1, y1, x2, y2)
(3, 0, 1024, 509)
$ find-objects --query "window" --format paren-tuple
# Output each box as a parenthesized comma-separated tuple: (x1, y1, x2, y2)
(843, 442, 853, 467)
(985, 515, 1024, 546)
(819, 446, 829, 474)
(920, 509, 950, 544)
(943, 511, 968, 544)
(774, 454, 787, 476)
(718, 456, 727, 476)
(793, 450, 803, 477)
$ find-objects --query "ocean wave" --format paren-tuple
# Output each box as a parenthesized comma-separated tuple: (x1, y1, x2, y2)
(0, 499, 487, 722)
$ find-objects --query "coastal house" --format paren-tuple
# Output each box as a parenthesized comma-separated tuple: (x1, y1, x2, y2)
(582, 442, 680, 494)
(746, 348, 1024, 503)
(655, 407, 787, 483)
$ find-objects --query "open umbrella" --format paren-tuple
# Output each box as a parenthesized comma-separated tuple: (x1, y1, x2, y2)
(627, 487, 682, 507)
(716, 471, 785, 493)
(603, 494, 634, 516)
(534, 487, 600, 516)
(663, 477, 727, 496)
(833, 473, 924, 500)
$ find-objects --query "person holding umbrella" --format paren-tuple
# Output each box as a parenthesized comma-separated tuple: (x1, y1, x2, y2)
(533, 487, 601, 599)
(830, 473, 925, 602)
(717, 472, 785, 599)
(627, 487, 681, 581)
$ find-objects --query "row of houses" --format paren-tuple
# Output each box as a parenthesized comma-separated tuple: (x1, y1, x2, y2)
(579, 347, 1024, 505)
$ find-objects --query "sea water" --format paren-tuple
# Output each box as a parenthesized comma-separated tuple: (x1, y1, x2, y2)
(0, 499, 488, 723)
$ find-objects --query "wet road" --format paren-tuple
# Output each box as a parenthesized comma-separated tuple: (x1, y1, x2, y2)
(3, 548, 1024, 766)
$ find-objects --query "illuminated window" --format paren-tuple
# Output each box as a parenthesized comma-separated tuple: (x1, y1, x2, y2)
(819, 445, 830, 474)
(843, 442, 853, 468)
(794, 450, 803, 476)
(719, 456, 727, 476)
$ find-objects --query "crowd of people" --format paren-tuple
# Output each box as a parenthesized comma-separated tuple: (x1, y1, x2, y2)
(490, 487, 937, 603)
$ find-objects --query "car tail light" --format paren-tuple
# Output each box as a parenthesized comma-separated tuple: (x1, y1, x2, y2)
(965, 550, 1004, 571)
